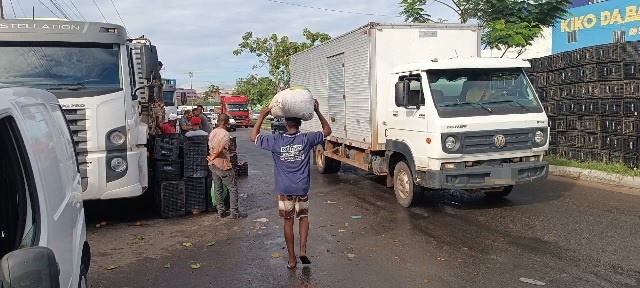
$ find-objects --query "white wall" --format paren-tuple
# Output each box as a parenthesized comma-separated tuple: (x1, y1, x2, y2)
(481, 27, 552, 59)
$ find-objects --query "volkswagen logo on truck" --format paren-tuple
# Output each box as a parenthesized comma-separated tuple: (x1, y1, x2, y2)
(494, 135, 507, 148)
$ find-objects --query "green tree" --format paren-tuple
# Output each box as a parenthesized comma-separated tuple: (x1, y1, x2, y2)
(233, 74, 277, 107)
(399, 0, 570, 57)
(233, 28, 331, 90)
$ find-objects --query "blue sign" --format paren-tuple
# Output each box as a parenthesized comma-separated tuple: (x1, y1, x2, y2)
(568, 0, 592, 9)
(552, 0, 640, 53)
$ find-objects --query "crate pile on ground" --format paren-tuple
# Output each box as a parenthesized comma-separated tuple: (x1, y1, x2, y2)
(183, 135, 211, 214)
(527, 41, 640, 168)
(151, 134, 185, 219)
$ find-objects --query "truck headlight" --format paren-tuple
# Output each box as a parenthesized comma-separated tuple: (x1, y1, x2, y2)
(108, 130, 126, 145)
(445, 136, 457, 150)
(110, 157, 127, 172)
(534, 130, 544, 144)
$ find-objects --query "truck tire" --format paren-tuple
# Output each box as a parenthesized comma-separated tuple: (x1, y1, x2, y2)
(78, 241, 90, 288)
(315, 145, 341, 174)
(483, 185, 514, 199)
(393, 161, 421, 207)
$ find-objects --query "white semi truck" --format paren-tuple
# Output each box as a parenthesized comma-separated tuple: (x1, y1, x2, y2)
(291, 23, 549, 207)
(0, 19, 168, 202)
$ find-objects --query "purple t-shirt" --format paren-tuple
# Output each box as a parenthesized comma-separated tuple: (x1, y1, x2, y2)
(255, 131, 325, 196)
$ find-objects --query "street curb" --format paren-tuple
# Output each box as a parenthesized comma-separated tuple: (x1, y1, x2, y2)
(549, 165, 640, 189)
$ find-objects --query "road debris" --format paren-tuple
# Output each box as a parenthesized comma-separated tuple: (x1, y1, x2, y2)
(191, 264, 201, 269)
(351, 215, 362, 219)
(134, 221, 142, 226)
(133, 235, 144, 241)
(519, 278, 545, 286)
(105, 265, 118, 270)
(326, 201, 337, 204)
(182, 242, 193, 247)
(272, 252, 281, 259)
(347, 253, 356, 260)
(254, 218, 269, 223)
(163, 263, 171, 268)
(206, 242, 216, 247)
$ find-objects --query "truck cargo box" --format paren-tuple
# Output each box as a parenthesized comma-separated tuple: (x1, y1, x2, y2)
(290, 22, 481, 150)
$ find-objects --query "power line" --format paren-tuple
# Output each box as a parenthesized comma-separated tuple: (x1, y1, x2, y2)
(263, 0, 402, 18)
(8, 0, 16, 18)
(109, 0, 129, 33)
(67, 0, 86, 21)
(60, 0, 84, 21)
(15, 0, 26, 17)
(48, 0, 70, 19)
(92, 0, 108, 22)
(38, 0, 61, 18)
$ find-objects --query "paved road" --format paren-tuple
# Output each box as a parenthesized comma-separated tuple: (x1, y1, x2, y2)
(86, 129, 640, 288)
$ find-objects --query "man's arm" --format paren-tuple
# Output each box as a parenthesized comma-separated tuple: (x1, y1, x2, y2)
(314, 99, 332, 137)
(250, 106, 271, 143)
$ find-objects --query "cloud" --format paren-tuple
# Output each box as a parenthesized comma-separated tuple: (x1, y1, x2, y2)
(7, 0, 458, 91)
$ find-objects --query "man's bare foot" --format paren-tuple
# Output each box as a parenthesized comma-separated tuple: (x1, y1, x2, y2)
(287, 257, 297, 269)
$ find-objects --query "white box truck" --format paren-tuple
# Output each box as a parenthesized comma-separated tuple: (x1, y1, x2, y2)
(290, 23, 549, 207)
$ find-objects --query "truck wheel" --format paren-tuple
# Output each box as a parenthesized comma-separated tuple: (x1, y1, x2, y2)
(483, 185, 514, 199)
(315, 145, 340, 174)
(393, 161, 421, 208)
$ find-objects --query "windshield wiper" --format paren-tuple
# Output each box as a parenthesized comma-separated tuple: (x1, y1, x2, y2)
(480, 100, 529, 111)
(440, 101, 492, 113)
(42, 82, 87, 91)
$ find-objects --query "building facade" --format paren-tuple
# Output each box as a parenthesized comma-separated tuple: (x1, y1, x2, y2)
(552, 0, 639, 53)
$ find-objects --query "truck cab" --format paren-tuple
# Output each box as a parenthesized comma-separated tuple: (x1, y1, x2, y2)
(221, 95, 250, 128)
(0, 87, 89, 287)
(0, 19, 163, 201)
(387, 58, 549, 206)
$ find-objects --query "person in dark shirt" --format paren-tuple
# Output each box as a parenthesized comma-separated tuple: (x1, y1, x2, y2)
(250, 99, 332, 269)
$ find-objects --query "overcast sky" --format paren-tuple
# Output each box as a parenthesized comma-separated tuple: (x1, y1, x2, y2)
(5, 0, 459, 91)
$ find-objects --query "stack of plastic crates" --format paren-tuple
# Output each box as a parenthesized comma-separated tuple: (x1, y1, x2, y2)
(528, 40, 640, 168)
(150, 134, 185, 219)
(183, 136, 209, 213)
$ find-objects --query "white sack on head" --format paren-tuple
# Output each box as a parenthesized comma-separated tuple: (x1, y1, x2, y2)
(269, 87, 315, 121)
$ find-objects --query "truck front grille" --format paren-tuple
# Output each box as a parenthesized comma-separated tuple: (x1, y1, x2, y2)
(62, 108, 89, 191)
(461, 129, 534, 154)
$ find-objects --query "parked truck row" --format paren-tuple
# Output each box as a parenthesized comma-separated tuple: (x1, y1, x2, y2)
(291, 22, 550, 207)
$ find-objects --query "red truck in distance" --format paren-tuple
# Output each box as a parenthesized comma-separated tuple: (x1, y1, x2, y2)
(220, 95, 250, 128)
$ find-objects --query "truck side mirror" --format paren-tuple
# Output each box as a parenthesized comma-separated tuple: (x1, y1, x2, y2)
(180, 92, 187, 105)
(140, 45, 159, 80)
(394, 81, 409, 107)
(0, 247, 61, 288)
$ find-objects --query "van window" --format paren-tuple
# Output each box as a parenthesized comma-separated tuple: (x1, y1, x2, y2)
(0, 116, 39, 258)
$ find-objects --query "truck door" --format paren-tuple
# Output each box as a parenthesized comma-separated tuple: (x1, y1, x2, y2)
(327, 53, 346, 139)
(386, 74, 428, 146)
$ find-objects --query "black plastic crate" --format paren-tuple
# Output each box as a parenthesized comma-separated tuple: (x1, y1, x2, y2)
(153, 134, 181, 160)
(183, 159, 209, 178)
(600, 82, 625, 98)
(549, 131, 558, 146)
(603, 100, 624, 116)
(577, 116, 600, 132)
(235, 161, 249, 177)
(583, 133, 600, 149)
(157, 181, 185, 219)
(567, 116, 579, 130)
(578, 65, 598, 82)
(154, 161, 182, 181)
(552, 116, 568, 131)
(622, 136, 639, 152)
(577, 82, 600, 98)
(609, 151, 624, 164)
(183, 139, 208, 158)
(623, 62, 639, 80)
(623, 99, 640, 116)
(558, 101, 577, 116)
(561, 131, 578, 147)
(622, 118, 640, 136)
(184, 177, 207, 213)
(623, 153, 639, 169)
(569, 50, 586, 67)
(559, 84, 578, 99)
(536, 72, 548, 88)
(600, 135, 624, 152)
(595, 44, 624, 62)
(543, 101, 557, 116)
(624, 80, 640, 98)
(580, 46, 598, 64)
(598, 63, 625, 81)
(229, 136, 237, 152)
(576, 100, 605, 115)
(601, 117, 623, 134)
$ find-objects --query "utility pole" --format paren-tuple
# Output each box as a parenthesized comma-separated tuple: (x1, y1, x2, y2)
(188, 72, 193, 90)
(1, 0, 5, 19)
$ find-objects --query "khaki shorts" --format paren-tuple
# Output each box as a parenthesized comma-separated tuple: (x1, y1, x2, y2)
(278, 195, 309, 219)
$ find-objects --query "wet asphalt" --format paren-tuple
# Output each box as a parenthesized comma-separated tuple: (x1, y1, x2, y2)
(85, 128, 640, 288)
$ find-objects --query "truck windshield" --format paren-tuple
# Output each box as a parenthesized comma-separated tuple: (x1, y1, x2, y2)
(0, 42, 120, 90)
(226, 103, 248, 111)
(163, 91, 175, 106)
(427, 68, 543, 117)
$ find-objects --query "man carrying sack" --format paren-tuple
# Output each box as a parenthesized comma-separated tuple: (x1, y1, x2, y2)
(251, 95, 332, 269)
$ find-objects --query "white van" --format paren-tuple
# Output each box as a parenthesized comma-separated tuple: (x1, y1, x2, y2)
(0, 87, 89, 287)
